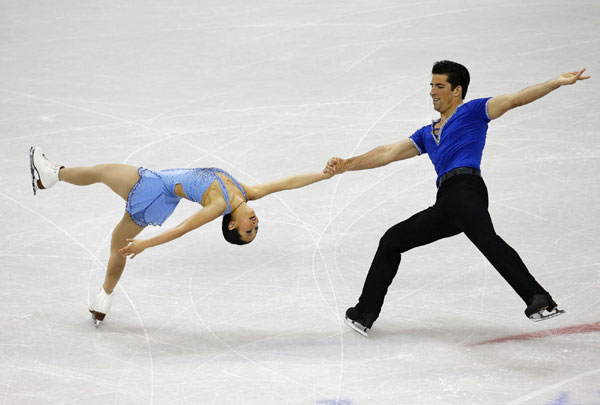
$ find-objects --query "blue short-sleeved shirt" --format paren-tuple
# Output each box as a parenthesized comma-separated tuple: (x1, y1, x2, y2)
(410, 97, 491, 183)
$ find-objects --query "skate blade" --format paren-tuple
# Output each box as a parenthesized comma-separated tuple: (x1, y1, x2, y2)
(90, 313, 101, 328)
(29, 146, 39, 195)
(529, 308, 565, 322)
(90, 310, 106, 328)
(345, 317, 369, 337)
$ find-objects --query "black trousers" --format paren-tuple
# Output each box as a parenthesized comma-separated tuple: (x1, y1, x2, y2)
(356, 174, 549, 317)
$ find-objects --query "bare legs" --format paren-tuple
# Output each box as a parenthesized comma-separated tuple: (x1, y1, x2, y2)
(104, 211, 144, 293)
(59, 164, 142, 201)
(59, 164, 145, 292)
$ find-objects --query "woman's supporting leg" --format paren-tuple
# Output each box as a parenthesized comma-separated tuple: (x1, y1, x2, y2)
(59, 164, 141, 201)
(103, 211, 145, 293)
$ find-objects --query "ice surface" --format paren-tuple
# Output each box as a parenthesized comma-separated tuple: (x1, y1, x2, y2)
(1, 1, 599, 404)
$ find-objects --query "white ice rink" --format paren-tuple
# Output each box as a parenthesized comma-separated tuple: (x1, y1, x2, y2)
(1, 1, 599, 404)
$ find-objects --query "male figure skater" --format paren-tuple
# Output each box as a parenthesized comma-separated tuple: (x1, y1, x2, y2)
(324, 61, 590, 336)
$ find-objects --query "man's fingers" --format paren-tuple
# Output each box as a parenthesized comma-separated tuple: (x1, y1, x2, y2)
(571, 68, 590, 81)
(328, 157, 342, 167)
(578, 69, 591, 80)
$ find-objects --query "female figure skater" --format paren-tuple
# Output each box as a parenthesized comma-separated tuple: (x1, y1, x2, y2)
(29, 146, 332, 326)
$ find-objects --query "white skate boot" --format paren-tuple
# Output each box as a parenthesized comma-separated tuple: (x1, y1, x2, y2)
(29, 146, 64, 195)
(89, 288, 113, 327)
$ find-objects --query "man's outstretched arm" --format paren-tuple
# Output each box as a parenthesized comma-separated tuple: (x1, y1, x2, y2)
(487, 68, 590, 120)
(323, 138, 419, 176)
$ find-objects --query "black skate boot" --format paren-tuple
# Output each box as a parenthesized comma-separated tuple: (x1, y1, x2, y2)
(345, 306, 377, 337)
(525, 294, 564, 322)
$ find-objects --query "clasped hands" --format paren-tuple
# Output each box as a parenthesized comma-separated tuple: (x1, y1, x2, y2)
(323, 157, 347, 176)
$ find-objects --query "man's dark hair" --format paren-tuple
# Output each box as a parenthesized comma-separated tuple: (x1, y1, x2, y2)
(432, 60, 470, 99)
(221, 213, 248, 245)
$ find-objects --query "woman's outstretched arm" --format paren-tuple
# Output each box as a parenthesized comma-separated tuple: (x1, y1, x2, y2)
(244, 171, 332, 201)
(119, 200, 227, 258)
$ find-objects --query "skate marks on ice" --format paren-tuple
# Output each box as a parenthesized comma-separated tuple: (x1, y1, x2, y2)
(507, 368, 600, 405)
(0, 191, 157, 403)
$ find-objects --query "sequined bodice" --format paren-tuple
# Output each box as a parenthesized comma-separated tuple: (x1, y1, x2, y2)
(157, 168, 246, 214)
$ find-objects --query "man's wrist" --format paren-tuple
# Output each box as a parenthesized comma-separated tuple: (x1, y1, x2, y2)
(342, 158, 351, 172)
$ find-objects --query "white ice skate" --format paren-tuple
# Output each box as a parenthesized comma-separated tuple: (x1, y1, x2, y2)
(29, 146, 63, 195)
(89, 288, 113, 327)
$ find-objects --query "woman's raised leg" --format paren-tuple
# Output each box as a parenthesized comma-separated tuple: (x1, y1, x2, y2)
(59, 164, 141, 201)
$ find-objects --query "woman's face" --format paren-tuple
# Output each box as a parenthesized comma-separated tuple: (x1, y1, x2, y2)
(230, 204, 259, 243)
(238, 212, 259, 243)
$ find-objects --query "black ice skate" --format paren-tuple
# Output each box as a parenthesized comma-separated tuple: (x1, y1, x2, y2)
(525, 294, 565, 322)
(345, 306, 377, 337)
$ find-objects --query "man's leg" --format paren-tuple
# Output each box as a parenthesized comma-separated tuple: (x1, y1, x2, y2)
(443, 178, 549, 303)
(355, 205, 460, 319)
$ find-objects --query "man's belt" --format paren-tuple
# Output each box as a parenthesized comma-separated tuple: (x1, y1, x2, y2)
(437, 167, 481, 188)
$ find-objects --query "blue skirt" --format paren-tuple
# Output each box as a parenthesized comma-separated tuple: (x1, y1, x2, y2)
(126, 168, 181, 227)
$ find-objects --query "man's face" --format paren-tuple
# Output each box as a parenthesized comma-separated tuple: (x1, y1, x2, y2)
(430, 74, 461, 113)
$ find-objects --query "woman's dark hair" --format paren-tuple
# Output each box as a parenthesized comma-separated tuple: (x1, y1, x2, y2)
(432, 60, 470, 99)
(221, 213, 248, 245)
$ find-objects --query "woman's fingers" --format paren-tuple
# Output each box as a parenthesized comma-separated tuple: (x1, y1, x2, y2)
(324, 157, 340, 175)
